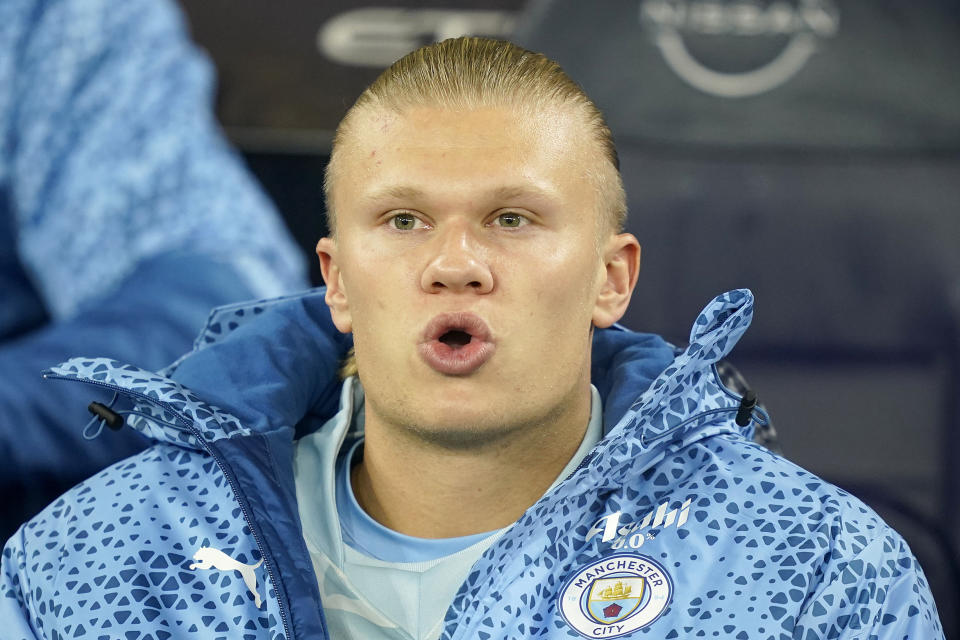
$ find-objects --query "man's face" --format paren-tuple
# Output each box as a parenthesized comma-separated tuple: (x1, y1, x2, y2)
(318, 105, 638, 447)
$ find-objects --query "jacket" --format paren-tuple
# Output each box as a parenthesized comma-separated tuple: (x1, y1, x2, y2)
(0, 288, 944, 639)
(0, 0, 307, 533)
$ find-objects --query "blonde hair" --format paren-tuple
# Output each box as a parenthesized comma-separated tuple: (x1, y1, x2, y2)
(323, 37, 626, 235)
(339, 346, 358, 380)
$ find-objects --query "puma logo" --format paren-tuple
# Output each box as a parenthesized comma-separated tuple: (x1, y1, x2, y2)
(189, 546, 264, 608)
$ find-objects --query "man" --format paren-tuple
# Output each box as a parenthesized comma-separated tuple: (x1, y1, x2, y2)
(0, 0, 307, 538)
(1, 38, 943, 639)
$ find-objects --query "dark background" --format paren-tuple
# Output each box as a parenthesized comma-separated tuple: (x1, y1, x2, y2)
(177, 1, 960, 635)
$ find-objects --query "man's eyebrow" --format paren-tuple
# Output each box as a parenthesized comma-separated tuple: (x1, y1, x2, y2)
(364, 185, 425, 202)
(364, 184, 555, 202)
(489, 185, 555, 201)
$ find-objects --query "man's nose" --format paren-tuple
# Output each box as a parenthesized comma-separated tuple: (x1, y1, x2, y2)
(420, 222, 494, 294)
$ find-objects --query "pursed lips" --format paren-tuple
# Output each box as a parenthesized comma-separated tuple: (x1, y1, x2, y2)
(417, 312, 496, 376)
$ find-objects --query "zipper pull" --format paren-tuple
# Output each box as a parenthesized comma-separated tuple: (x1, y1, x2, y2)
(735, 390, 757, 427)
(88, 401, 125, 431)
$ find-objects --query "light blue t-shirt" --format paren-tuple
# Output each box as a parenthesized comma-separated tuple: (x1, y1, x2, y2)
(336, 438, 497, 563)
(294, 377, 602, 639)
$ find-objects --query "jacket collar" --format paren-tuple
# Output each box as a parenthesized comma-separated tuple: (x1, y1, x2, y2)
(43, 288, 754, 466)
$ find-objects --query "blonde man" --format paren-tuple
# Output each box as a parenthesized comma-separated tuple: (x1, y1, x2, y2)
(2, 38, 943, 640)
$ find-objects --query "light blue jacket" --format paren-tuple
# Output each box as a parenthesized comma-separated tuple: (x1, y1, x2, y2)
(0, 289, 943, 638)
(0, 0, 307, 515)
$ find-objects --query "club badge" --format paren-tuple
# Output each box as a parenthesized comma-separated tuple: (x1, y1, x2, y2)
(559, 553, 673, 637)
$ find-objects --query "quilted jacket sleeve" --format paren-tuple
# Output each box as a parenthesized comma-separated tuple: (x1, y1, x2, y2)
(0, 529, 42, 639)
(0, 0, 307, 533)
(1, 0, 306, 317)
(793, 528, 945, 639)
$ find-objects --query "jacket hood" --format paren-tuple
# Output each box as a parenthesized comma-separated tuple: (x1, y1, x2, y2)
(574, 288, 756, 493)
(43, 288, 754, 461)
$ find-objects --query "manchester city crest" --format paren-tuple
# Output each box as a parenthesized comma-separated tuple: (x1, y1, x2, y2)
(559, 553, 672, 637)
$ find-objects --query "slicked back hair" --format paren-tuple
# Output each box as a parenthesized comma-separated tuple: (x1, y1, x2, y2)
(323, 37, 626, 236)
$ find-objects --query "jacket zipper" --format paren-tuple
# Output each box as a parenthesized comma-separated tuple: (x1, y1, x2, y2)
(43, 373, 301, 640)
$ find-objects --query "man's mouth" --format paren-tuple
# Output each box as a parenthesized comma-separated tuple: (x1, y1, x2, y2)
(438, 329, 473, 348)
(419, 313, 495, 375)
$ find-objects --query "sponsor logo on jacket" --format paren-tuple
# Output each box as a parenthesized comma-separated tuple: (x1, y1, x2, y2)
(587, 498, 693, 549)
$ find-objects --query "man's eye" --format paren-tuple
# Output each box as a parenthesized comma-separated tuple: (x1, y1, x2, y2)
(496, 213, 527, 228)
(391, 214, 420, 230)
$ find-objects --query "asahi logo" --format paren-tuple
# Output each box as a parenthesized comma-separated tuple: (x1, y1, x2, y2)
(640, 0, 840, 97)
(587, 498, 693, 550)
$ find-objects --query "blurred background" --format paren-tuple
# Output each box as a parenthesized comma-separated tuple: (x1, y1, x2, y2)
(176, 0, 959, 634)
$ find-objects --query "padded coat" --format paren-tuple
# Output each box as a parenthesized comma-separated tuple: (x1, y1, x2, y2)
(0, 289, 944, 639)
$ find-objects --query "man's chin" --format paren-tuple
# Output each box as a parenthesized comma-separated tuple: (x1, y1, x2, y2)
(402, 417, 525, 452)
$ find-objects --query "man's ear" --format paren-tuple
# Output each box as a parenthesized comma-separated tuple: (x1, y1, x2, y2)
(592, 233, 641, 329)
(316, 237, 353, 334)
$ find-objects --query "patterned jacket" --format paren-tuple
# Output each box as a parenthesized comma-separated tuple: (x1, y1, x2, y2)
(0, 289, 944, 639)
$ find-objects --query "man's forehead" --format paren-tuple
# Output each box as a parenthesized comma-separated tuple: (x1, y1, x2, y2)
(327, 103, 611, 230)
(345, 133, 585, 211)
(344, 103, 585, 151)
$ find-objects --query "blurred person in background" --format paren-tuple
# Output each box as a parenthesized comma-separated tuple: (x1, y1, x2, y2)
(0, 37, 943, 639)
(0, 0, 307, 540)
